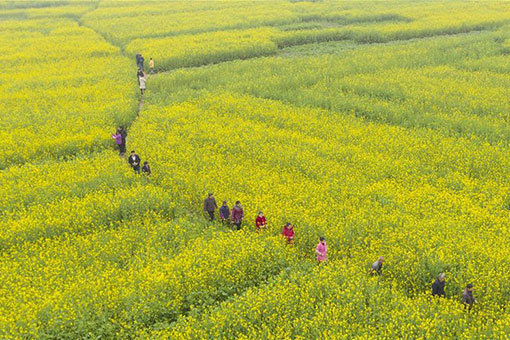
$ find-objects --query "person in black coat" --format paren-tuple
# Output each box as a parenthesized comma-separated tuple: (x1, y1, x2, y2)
(432, 273, 446, 297)
(118, 126, 127, 155)
(136, 54, 144, 69)
(203, 193, 218, 221)
(128, 150, 141, 174)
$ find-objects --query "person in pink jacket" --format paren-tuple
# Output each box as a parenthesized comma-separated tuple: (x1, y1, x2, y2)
(316, 237, 327, 263)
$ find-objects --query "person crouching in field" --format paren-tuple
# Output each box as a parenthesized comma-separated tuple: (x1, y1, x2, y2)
(219, 201, 230, 224)
(369, 256, 384, 276)
(231, 201, 244, 230)
(142, 161, 151, 175)
(316, 237, 327, 264)
(255, 211, 267, 232)
(203, 193, 217, 221)
(281, 223, 294, 243)
(462, 283, 476, 311)
(128, 150, 141, 174)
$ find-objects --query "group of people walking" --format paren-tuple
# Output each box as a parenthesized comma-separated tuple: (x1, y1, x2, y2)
(126, 52, 478, 312)
(136, 54, 155, 95)
(111, 126, 150, 174)
(203, 192, 478, 311)
(204, 193, 245, 230)
(432, 274, 476, 311)
(112, 127, 128, 156)
(204, 193, 325, 264)
(110, 141, 151, 175)
(127, 150, 151, 175)
(111, 56, 157, 173)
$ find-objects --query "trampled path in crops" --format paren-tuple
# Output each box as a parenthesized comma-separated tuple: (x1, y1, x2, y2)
(50, 6, 506, 264)
(68, 4, 503, 173)
(2, 7, 496, 334)
(75, 4, 508, 274)
(74, 4, 510, 314)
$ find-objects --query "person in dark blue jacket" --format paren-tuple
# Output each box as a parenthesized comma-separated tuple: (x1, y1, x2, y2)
(432, 273, 446, 297)
(219, 201, 230, 224)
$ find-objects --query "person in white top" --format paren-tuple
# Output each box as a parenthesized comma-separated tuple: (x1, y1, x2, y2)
(139, 76, 146, 95)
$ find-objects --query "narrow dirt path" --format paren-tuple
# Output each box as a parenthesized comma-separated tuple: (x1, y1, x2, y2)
(139, 91, 144, 110)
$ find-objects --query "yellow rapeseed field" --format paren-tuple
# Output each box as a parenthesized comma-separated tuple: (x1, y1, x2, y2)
(2, 0, 510, 338)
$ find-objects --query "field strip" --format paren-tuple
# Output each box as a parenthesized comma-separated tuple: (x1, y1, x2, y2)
(0, 221, 300, 337)
(136, 28, 493, 76)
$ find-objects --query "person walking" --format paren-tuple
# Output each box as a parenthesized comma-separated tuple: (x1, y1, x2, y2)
(231, 201, 244, 230)
(142, 161, 152, 175)
(462, 283, 476, 311)
(139, 75, 146, 95)
(432, 273, 446, 297)
(128, 150, 141, 174)
(112, 129, 123, 155)
(119, 126, 127, 154)
(255, 211, 267, 232)
(316, 237, 327, 264)
(135, 54, 141, 68)
(281, 223, 294, 243)
(203, 193, 217, 221)
(137, 68, 144, 82)
(136, 54, 144, 69)
(370, 256, 384, 276)
(219, 201, 230, 224)
(149, 57, 154, 74)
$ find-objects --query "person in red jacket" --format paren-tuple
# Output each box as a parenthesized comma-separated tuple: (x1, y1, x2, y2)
(255, 211, 267, 232)
(281, 223, 294, 243)
(231, 201, 244, 230)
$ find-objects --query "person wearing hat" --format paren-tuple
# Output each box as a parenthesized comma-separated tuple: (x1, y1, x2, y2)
(462, 284, 476, 311)
(432, 273, 446, 297)
(203, 193, 217, 221)
(231, 201, 244, 230)
(219, 201, 230, 224)
(255, 211, 267, 232)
